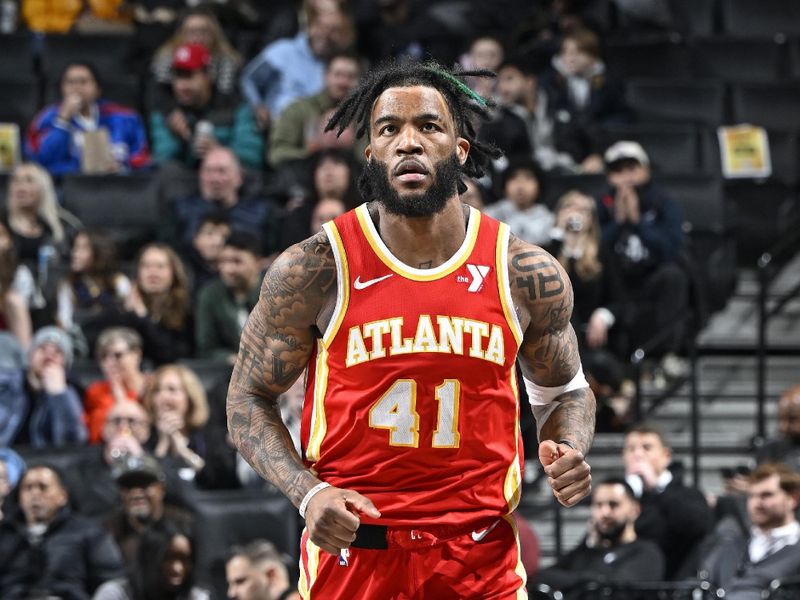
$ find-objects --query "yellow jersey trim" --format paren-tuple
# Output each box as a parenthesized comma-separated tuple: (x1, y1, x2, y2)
(496, 222, 524, 347)
(354, 203, 481, 281)
(300, 530, 321, 599)
(503, 365, 523, 513)
(306, 341, 330, 463)
(321, 221, 349, 347)
(502, 514, 529, 598)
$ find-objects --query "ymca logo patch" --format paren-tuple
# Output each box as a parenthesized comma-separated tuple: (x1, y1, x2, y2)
(457, 264, 490, 292)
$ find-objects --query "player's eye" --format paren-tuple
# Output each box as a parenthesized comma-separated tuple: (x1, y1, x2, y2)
(379, 124, 396, 135)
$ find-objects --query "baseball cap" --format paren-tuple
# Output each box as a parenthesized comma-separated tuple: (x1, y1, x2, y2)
(604, 141, 650, 168)
(30, 326, 73, 368)
(112, 454, 165, 488)
(172, 43, 211, 72)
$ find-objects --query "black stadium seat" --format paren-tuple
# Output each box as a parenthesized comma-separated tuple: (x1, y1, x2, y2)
(658, 173, 726, 234)
(193, 489, 299, 599)
(724, 180, 800, 265)
(720, 0, 800, 37)
(668, 0, 717, 37)
(602, 124, 700, 174)
(40, 33, 134, 83)
(0, 32, 34, 73)
(0, 75, 40, 130)
(61, 173, 160, 260)
(692, 37, 788, 82)
(731, 83, 800, 131)
(625, 80, 725, 126)
(605, 39, 692, 80)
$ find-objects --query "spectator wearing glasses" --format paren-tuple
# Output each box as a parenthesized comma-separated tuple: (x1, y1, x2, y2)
(84, 327, 151, 445)
(71, 400, 197, 518)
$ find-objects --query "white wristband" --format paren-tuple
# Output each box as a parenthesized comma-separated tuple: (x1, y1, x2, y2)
(299, 482, 331, 519)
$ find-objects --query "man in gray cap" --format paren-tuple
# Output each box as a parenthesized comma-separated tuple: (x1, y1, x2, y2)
(0, 326, 87, 447)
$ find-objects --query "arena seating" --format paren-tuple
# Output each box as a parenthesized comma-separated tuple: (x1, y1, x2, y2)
(691, 37, 788, 82)
(719, 0, 800, 37)
(625, 79, 725, 126)
(605, 39, 692, 80)
(601, 124, 700, 174)
(61, 173, 160, 260)
(731, 83, 800, 130)
(192, 488, 299, 599)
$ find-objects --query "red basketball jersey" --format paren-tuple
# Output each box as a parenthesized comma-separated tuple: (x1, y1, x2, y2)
(301, 204, 525, 527)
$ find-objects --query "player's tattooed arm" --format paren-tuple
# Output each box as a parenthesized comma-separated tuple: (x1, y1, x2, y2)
(227, 232, 335, 507)
(509, 235, 596, 455)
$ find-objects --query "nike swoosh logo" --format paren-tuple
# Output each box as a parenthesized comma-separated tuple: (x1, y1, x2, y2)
(353, 274, 393, 290)
(471, 520, 500, 542)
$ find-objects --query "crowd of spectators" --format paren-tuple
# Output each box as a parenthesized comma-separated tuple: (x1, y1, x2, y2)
(0, 1, 797, 599)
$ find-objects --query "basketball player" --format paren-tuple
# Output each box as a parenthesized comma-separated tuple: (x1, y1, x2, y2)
(227, 61, 595, 598)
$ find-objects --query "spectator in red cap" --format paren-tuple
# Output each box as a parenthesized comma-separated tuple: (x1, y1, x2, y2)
(149, 42, 263, 170)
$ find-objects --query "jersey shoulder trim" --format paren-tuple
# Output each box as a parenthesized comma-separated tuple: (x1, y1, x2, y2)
(321, 220, 349, 346)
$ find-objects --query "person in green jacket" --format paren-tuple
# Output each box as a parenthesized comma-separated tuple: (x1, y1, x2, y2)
(149, 43, 263, 170)
(194, 230, 262, 361)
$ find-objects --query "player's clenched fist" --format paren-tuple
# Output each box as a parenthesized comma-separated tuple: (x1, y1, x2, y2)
(305, 486, 381, 555)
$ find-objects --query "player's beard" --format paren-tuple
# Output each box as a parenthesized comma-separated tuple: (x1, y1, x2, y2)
(362, 153, 461, 218)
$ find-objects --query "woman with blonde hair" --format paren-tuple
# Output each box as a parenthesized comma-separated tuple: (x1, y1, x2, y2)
(124, 242, 193, 364)
(4, 162, 80, 263)
(550, 190, 631, 429)
(144, 364, 209, 480)
(151, 7, 242, 95)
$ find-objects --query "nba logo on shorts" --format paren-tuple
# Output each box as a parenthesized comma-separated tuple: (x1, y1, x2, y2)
(338, 548, 350, 567)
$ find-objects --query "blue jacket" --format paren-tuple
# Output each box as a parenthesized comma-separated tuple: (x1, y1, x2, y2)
(239, 32, 325, 117)
(25, 99, 151, 177)
(0, 369, 87, 448)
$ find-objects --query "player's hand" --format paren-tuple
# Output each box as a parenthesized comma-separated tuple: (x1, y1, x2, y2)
(304, 486, 381, 555)
(539, 440, 591, 507)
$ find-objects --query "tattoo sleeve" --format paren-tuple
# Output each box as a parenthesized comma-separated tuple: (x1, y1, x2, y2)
(226, 232, 336, 507)
(508, 236, 596, 455)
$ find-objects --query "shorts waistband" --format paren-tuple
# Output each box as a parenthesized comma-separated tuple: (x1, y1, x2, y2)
(352, 517, 502, 550)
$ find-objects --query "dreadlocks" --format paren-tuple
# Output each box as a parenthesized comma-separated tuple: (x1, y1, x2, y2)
(325, 60, 502, 187)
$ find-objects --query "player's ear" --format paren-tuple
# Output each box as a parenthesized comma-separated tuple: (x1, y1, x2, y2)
(364, 145, 372, 162)
(456, 138, 469, 165)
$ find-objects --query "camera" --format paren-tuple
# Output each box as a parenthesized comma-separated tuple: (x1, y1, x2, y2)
(565, 215, 583, 232)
